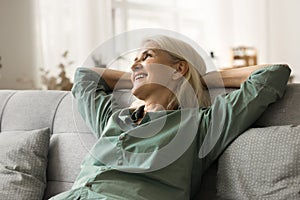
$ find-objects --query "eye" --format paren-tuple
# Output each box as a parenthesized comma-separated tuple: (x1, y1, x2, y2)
(143, 53, 152, 61)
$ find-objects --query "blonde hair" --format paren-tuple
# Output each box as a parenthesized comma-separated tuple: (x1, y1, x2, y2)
(143, 35, 211, 109)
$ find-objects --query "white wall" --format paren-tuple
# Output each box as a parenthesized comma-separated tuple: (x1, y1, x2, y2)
(231, 0, 269, 63)
(0, 0, 113, 90)
(205, 0, 235, 68)
(209, 0, 300, 83)
(268, 0, 300, 81)
(0, 0, 39, 89)
(229, 0, 300, 81)
(1, 0, 299, 89)
(206, 0, 269, 68)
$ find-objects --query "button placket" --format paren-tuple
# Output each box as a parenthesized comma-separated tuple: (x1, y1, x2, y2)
(117, 159, 123, 165)
(85, 182, 92, 188)
(118, 133, 127, 141)
(100, 166, 106, 171)
(116, 133, 127, 166)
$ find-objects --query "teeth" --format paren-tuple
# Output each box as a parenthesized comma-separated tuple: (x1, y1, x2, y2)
(135, 74, 147, 80)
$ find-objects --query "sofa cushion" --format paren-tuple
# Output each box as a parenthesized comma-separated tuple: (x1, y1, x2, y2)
(47, 133, 96, 182)
(52, 93, 91, 134)
(1, 91, 67, 132)
(45, 132, 96, 198)
(254, 84, 300, 126)
(217, 125, 300, 199)
(0, 90, 15, 131)
(43, 181, 73, 200)
(0, 128, 50, 200)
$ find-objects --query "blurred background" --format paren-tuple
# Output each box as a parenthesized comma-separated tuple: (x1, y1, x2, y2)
(0, 0, 299, 90)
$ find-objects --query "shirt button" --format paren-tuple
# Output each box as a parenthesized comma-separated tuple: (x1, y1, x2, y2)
(117, 159, 123, 165)
(116, 142, 122, 147)
(118, 134, 126, 140)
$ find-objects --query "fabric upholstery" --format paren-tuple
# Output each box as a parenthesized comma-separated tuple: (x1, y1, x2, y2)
(0, 84, 299, 199)
(0, 128, 50, 200)
(47, 133, 96, 182)
(43, 182, 73, 200)
(255, 84, 300, 126)
(1, 91, 67, 132)
(52, 94, 91, 134)
(217, 125, 300, 199)
(0, 91, 15, 131)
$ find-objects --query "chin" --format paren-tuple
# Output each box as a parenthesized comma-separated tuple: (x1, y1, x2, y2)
(131, 84, 151, 100)
(131, 87, 144, 100)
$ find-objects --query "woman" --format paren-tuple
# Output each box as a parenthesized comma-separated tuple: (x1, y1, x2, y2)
(51, 35, 291, 200)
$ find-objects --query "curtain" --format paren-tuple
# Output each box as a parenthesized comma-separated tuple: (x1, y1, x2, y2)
(35, 0, 112, 82)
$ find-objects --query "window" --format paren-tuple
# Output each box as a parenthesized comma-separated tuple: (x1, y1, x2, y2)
(110, 0, 221, 71)
(112, 0, 209, 47)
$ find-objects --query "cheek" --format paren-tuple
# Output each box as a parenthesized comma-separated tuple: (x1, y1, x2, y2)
(146, 63, 175, 83)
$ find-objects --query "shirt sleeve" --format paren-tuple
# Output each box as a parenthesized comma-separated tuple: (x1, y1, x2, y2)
(198, 64, 291, 164)
(71, 67, 113, 138)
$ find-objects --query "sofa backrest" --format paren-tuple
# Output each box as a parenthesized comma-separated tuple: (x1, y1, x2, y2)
(0, 90, 95, 199)
(0, 84, 299, 199)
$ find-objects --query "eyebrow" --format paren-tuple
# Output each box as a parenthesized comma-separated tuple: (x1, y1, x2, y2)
(134, 49, 156, 62)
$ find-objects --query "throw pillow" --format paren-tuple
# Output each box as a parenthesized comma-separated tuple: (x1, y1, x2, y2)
(0, 128, 50, 200)
(217, 125, 300, 200)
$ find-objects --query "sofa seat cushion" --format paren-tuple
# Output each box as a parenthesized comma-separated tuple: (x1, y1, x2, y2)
(217, 125, 300, 199)
(0, 128, 50, 200)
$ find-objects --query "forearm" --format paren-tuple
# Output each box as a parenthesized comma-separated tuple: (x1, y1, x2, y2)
(88, 67, 132, 90)
(203, 64, 291, 161)
(202, 64, 289, 88)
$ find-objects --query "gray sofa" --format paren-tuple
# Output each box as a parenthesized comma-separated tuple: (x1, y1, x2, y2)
(0, 84, 299, 199)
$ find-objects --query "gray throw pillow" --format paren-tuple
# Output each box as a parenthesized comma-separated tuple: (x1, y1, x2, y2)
(0, 128, 50, 200)
(217, 125, 300, 200)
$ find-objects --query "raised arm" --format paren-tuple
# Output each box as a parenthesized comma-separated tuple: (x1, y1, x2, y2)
(72, 67, 133, 138)
(198, 64, 291, 164)
(202, 64, 289, 88)
(88, 67, 132, 90)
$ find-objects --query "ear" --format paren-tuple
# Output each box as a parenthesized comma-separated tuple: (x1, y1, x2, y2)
(172, 61, 189, 80)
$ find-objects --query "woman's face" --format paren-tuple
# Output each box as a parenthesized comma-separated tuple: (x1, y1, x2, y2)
(130, 47, 177, 100)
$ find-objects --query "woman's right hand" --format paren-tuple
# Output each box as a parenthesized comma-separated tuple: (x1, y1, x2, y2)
(88, 67, 133, 90)
(202, 64, 289, 88)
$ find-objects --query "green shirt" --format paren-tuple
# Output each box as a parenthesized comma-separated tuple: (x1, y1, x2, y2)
(50, 65, 290, 200)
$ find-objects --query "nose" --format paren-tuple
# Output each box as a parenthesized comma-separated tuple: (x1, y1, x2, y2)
(131, 62, 143, 72)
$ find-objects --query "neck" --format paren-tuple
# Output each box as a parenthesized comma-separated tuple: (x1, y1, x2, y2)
(143, 89, 175, 112)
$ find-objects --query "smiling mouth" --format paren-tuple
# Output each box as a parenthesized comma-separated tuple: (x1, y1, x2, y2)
(135, 73, 148, 81)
